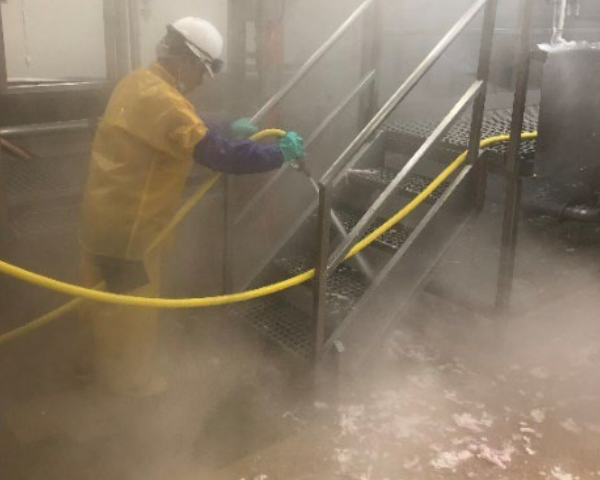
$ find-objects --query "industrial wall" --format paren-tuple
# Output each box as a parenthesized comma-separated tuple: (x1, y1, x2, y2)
(1, 0, 227, 80)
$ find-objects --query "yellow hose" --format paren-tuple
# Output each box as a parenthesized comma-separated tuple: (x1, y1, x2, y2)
(0, 129, 285, 346)
(0, 132, 537, 343)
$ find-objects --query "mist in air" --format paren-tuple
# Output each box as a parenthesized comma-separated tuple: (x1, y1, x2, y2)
(1, 1, 599, 480)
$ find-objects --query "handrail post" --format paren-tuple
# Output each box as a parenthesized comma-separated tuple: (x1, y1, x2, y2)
(313, 183, 333, 364)
(495, 0, 534, 312)
(358, 0, 381, 129)
(466, 0, 499, 210)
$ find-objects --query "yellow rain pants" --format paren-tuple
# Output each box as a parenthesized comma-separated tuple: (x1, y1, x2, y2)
(79, 62, 208, 394)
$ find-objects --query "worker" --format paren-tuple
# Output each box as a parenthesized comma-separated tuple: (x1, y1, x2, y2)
(78, 17, 305, 396)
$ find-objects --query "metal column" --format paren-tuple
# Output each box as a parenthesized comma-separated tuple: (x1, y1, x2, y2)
(0, 4, 7, 92)
(358, 0, 381, 129)
(222, 0, 250, 294)
(128, 0, 142, 70)
(312, 185, 333, 362)
(466, 0, 499, 210)
(495, 0, 534, 312)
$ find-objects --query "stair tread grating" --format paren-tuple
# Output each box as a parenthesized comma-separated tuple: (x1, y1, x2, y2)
(5, 154, 89, 205)
(273, 256, 369, 319)
(348, 167, 449, 202)
(384, 106, 539, 158)
(228, 296, 313, 359)
(334, 207, 413, 251)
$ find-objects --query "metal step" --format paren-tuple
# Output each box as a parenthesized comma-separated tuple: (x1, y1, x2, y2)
(383, 106, 539, 175)
(272, 256, 368, 323)
(346, 167, 449, 203)
(228, 296, 313, 360)
(334, 206, 413, 253)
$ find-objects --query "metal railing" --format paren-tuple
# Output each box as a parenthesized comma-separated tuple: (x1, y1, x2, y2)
(232, 70, 376, 226)
(249, 0, 377, 126)
(311, 0, 500, 360)
(223, 0, 381, 291)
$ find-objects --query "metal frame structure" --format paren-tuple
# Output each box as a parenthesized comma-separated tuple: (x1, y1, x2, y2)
(0, 0, 142, 260)
(495, 0, 535, 312)
(312, 0, 499, 362)
(223, 0, 541, 366)
(222, 0, 381, 293)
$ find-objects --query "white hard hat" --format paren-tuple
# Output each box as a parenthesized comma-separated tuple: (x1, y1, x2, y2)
(170, 17, 224, 76)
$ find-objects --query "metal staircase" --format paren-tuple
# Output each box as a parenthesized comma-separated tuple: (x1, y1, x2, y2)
(226, 0, 535, 375)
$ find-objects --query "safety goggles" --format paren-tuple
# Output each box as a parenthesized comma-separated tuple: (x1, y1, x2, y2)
(203, 58, 224, 77)
(185, 41, 224, 77)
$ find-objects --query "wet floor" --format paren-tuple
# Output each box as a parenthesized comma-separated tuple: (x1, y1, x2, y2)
(2, 210, 600, 480)
(212, 213, 600, 480)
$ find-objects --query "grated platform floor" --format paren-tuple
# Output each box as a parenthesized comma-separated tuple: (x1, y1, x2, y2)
(385, 105, 539, 160)
(273, 256, 369, 321)
(5, 153, 88, 207)
(347, 167, 449, 202)
(228, 296, 313, 359)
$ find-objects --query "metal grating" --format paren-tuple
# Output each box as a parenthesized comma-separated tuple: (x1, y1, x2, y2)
(347, 167, 448, 202)
(5, 153, 89, 206)
(10, 204, 81, 239)
(273, 256, 368, 321)
(384, 106, 539, 160)
(335, 206, 413, 252)
(228, 296, 313, 359)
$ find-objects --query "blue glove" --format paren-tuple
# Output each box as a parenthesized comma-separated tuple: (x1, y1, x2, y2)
(230, 118, 259, 140)
(278, 132, 305, 163)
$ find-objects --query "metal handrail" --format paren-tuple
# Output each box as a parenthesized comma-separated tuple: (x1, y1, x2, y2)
(319, 0, 489, 187)
(250, 0, 376, 125)
(0, 120, 93, 138)
(326, 80, 484, 274)
(311, 0, 496, 360)
(233, 70, 376, 226)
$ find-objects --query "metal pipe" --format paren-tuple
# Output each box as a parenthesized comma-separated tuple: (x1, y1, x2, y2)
(0, 120, 92, 138)
(233, 70, 376, 226)
(320, 0, 489, 187)
(325, 80, 484, 274)
(0, 4, 7, 92)
(2, 80, 112, 95)
(128, 0, 142, 69)
(250, 0, 376, 124)
(552, 0, 568, 44)
(115, 0, 132, 78)
(495, 0, 534, 313)
(104, 0, 119, 81)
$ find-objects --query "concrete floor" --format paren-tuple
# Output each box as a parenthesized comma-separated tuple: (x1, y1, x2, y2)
(2, 189, 600, 480)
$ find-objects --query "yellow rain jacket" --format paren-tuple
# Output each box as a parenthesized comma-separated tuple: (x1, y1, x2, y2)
(81, 62, 208, 260)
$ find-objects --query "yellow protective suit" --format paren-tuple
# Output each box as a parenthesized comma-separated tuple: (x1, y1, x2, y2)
(79, 62, 207, 395)
(81, 62, 207, 260)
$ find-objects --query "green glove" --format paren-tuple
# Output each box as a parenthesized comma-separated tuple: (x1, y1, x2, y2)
(278, 132, 306, 163)
(230, 117, 259, 140)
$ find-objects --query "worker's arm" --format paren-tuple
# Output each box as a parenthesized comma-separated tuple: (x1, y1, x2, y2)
(193, 128, 284, 175)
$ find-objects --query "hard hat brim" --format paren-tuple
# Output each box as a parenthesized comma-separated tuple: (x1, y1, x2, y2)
(185, 41, 215, 77)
